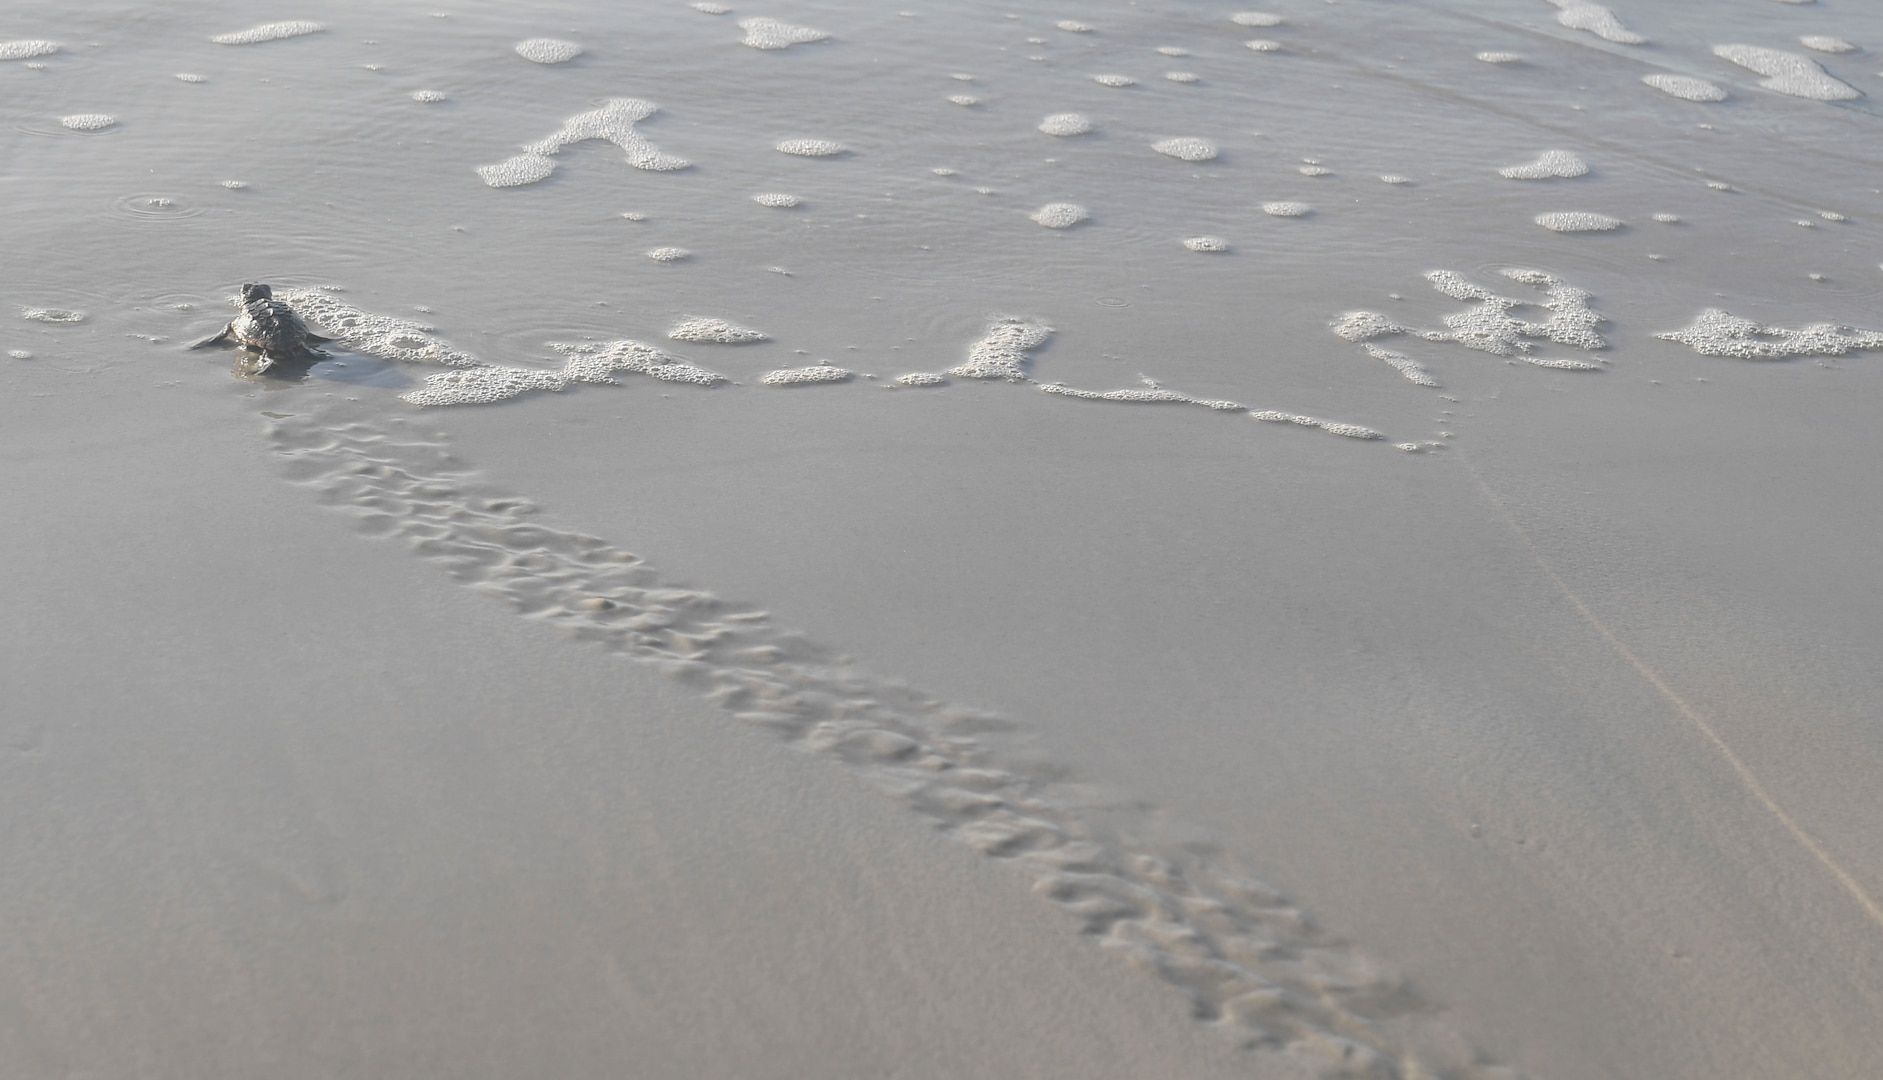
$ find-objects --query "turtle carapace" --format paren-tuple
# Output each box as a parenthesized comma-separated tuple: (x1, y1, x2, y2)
(191, 283, 333, 371)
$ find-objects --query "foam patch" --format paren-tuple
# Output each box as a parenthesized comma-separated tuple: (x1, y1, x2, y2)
(1091, 74, 1137, 87)
(1535, 211, 1621, 232)
(1642, 73, 1728, 101)
(670, 317, 767, 343)
(1039, 113, 1094, 136)
(514, 38, 582, 64)
(1657, 309, 1883, 358)
(1262, 201, 1311, 216)
(947, 319, 1051, 380)
(1799, 36, 1856, 54)
(477, 98, 688, 188)
(739, 17, 829, 49)
(22, 307, 84, 323)
(1363, 344, 1440, 386)
(1713, 45, 1860, 100)
(1499, 149, 1588, 179)
(776, 138, 846, 156)
(1335, 269, 1607, 373)
(0, 40, 60, 60)
(1152, 137, 1218, 162)
(1039, 375, 1242, 410)
(211, 22, 323, 45)
(1030, 203, 1090, 229)
(1184, 236, 1230, 252)
(1547, 2, 1644, 45)
(59, 114, 115, 131)
(1250, 412, 1384, 439)
(760, 363, 852, 385)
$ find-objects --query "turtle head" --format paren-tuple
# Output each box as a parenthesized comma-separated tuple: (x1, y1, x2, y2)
(240, 283, 274, 302)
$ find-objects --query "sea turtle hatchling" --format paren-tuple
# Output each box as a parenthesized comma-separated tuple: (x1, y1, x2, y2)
(191, 283, 333, 371)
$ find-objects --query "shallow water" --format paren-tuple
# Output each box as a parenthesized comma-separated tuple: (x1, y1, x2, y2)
(6, 2, 1883, 1078)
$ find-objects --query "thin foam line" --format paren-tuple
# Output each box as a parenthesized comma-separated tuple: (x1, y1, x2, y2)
(1470, 466, 1883, 936)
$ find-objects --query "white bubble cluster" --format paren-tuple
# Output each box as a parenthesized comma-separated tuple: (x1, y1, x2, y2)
(1152, 137, 1219, 162)
(1092, 74, 1137, 87)
(1547, 2, 1644, 45)
(691, 1, 730, 12)
(1040, 378, 1242, 410)
(514, 38, 583, 64)
(947, 319, 1051, 380)
(1262, 201, 1311, 216)
(776, 138, 846, 156)
(0, 40, 60, 60)
(221, 180, 248, 189)
(761, 363, 852, 385)
(1652, 212, 1681, 223)
(1157, 46, 1190, 57)
(477, 98, 688, 188)
(548, 340, 724, 384)
(1499, 149, 1589, 179)
(896, 372, 946, 386)
(404, 340, 723, 406)
(1298, 164, 1331, 176)
(1799, 36, 1856, 54)
(276, 288, 481, 367)
(22, 307, 84, 323)
(1336, 269, 1607, 372)
(1231, 12, 1283, 26)
(1030, 202, 1089, 229)
(752, 192, 800, 207)
(1184, 236, 1230, 252)
(412, 89, 447, 103)
(739, 17, 829, 49)
(175, 73, 207, 82)
(1641, 73, 1728, 101)
(1476, 51, 1523, 63)
(403, 365, 574, 405)
(59, 114, 115, 131)
(7, 350, 31, 358)
(1535, 211, 1622, 232)
(669, 317, 767, 344)
(647, 247, 691, 262)
(1363, 344, 1440, 386)
(477, 155, 557, 187)
(948, 95, 979, 106)
(1165, 72, 1199, 83)
(1657, 309, 1883, 359)
(1057, 20, 1093, 33)
(1244, 40, 1283, 52)
(1250, 412, 1384, 439)
(211, 21, 324, 45)
(1380, 175, 1413, 185)
(1712, 45, 1860, 100)
(1039, 113, 1094, 136)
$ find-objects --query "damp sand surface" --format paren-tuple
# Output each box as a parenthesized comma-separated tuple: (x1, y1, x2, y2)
(5, 2, 1883, 1079)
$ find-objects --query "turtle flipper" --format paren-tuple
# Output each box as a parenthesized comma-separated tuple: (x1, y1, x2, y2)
(190, 323, 235, 350)
(303, 331, 335, 344)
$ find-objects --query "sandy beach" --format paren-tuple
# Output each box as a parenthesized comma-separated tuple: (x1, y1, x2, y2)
(5, 1, 1882, 1076)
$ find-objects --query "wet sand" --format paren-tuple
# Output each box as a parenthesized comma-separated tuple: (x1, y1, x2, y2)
(5, 1, 1882, 1076)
